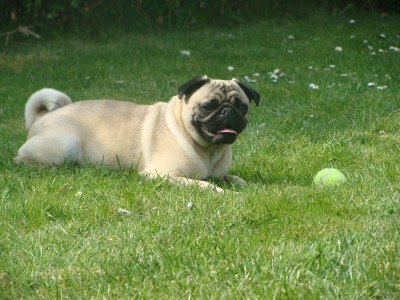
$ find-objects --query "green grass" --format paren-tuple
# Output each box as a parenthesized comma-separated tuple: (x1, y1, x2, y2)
(1, 13, 400, 298)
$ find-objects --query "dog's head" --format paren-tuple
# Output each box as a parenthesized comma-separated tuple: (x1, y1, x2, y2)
(178, 75, 260, 145)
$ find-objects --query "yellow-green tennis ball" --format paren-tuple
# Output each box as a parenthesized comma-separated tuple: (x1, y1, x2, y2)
(313, 168, 346, 187)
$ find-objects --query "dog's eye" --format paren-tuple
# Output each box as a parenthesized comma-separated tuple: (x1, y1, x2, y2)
(238, 103, 248, 112)
(233, 97, 248, 113)
(201, 100, 219, 112)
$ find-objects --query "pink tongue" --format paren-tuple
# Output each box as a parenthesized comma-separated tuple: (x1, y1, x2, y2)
(217, 128, 238, 135)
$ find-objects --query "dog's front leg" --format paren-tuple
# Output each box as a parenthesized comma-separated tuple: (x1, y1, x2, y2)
(172, 177, 224, 193)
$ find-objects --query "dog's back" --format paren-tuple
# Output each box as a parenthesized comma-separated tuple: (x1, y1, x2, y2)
(24, 88, 72, 129)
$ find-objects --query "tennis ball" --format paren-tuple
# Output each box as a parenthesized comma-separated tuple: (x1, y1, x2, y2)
(313, 168, 346, 187)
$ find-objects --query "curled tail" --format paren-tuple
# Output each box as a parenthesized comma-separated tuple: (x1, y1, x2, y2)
(25, 88, 72, 129)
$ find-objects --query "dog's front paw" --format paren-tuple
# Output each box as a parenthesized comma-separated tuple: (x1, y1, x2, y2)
(13, 156, 22, 164)
(223, 175, 246, 186)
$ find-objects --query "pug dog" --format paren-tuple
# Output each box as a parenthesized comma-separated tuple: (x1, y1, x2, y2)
(15, 76, 260, 192)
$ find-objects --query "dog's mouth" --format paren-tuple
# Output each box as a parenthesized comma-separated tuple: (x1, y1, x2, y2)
(216, 128, 238, 136)
(200, 125, 239, 145)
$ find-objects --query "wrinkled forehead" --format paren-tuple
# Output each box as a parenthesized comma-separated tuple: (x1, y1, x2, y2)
(194, 79, 248, 102)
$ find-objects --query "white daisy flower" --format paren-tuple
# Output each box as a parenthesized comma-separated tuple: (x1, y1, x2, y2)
(244, 76, 257, 83)
(389, 46, 400, 52)
(118, 208, 132, 214)
(269, 73, 278, 80)
(179, 50, 191, 56)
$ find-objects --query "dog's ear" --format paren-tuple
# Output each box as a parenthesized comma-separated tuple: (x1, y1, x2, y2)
(233, 79, 260, 106)
(178, 75, 210, 101)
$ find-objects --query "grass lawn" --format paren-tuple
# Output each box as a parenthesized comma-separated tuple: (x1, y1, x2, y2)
(1, 13, 400, 298)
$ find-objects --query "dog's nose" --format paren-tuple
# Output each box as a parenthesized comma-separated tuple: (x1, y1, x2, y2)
(221, 107, 234, 116)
